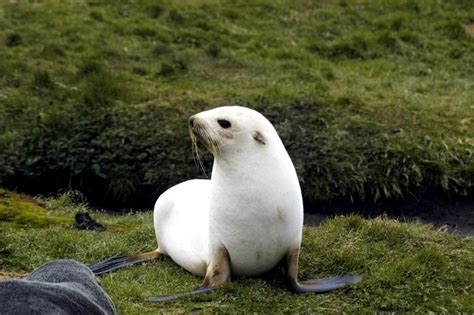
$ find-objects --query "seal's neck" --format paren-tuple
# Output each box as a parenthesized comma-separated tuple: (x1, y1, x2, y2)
(211, 140, 295, 183)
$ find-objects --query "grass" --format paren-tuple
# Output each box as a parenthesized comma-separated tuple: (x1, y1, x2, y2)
(0, 0, 472, 209)
(1, 191, 473, 313)
(0, 188, 69, 228)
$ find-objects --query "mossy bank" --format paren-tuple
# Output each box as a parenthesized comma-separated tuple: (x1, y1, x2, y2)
(0, 1, 473, 210)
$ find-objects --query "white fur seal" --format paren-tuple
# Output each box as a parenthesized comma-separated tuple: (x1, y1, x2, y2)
(90, 106, 362, 302)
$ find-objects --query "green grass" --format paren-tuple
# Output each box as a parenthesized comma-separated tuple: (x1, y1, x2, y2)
(1, 192, 473, 313)
(0, 188, 69, 227)
(0, 0, 472, 209)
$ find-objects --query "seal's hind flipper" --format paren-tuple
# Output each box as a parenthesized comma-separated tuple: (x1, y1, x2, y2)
(148, 246, 230, 303)
(289, 274, 363, 293)
(89, 255, 144, 275)
(89, 251, 162, 275)
(147, 285, 214, 303)
(285, 249, 362, 294)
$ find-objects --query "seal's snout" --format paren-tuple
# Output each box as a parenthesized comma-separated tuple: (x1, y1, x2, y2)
(189, 116, 195, 128)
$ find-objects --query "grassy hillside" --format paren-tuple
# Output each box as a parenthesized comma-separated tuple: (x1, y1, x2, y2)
(0, 0, 473, 209)
(0, 191, 472, 313)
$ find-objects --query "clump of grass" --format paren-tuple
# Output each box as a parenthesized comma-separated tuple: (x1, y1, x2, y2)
(5, 33, 22, 47)
(132, 66, 148, 76)
(206, 42, 221, 58)
(223, 8, 240, 20)
(0, 232, 9, 256)
(320, 66, 336, 80)
(41, 190, 90, 215)
(399, 30, 425, 49)
(168, 9, 184, 24)
(77, 59, 103, 77)
(32, 70, 54, 91)
(437, 20, 470, 40)
(151, 43, 172, 56)
(146, 4, 165, 19)
(377, 32, 402, 53)
(82, 71, 127, 107)
(134, 26, 157, 38)
(158, 61, 176, 77)
(41, 43, 66, 58)
(158, 56, 189, 77)
(89, 10, 104, 22)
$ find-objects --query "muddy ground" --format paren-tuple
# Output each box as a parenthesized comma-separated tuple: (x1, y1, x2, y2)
(305, 199, 474, 237)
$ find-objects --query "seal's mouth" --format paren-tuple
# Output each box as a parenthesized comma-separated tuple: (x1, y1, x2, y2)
(189, 119, 220, 177)
(189, 120, 220, 156)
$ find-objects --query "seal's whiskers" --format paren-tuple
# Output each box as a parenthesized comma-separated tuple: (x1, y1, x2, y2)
(190, 129, 209, 179)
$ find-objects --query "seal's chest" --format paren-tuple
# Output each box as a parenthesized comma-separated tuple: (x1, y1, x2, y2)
(225, 229, 290, 276)
(209, 180, 303, 276)
(213, 209, 295, 276)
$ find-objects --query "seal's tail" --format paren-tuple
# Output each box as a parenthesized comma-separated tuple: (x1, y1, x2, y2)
(89, 250, 163, 275)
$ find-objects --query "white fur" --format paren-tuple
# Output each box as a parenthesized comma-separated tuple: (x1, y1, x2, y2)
(154, 179, 210, 276)
(154, 106, 303, 277)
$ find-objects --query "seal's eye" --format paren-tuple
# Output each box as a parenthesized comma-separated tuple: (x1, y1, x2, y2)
(217, 119, 232, 129)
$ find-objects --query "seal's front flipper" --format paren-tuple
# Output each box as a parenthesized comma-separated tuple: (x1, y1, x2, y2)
(290, 275, 363, 293)
(148, 245, 231, 303)
(285, 248, 362, 293)
(147, 285, 214, 303)
(89, 251, 163, 275)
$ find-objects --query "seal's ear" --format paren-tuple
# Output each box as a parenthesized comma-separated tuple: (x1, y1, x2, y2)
(253, 131, 266, 145)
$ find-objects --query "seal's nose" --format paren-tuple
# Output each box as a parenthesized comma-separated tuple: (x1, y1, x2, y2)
(189, 116, 195, 128)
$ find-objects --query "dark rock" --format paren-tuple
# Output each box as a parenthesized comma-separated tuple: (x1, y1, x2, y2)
(74, 212, 106, 232)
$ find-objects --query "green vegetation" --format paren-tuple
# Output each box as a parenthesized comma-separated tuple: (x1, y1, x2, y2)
(0, 1, 473, 209)
(0, 192, 472, 313)
(0, 188, 69, 227)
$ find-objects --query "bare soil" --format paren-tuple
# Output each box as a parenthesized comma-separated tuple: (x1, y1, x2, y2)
(0, 270, 28, 280)
(305, 200, 474, 237)
(465, 23, 474, 36)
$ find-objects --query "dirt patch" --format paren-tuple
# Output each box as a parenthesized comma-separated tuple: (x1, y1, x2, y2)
(305, 200, 474, 237)
(0, 270, 28, 280)
(465, 23, 474, 36)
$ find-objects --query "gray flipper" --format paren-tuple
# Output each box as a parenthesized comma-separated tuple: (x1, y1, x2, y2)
(147, 285, 214, 303)
(88, 255, 150, 275)
(289, 274, 363, 293)
(89, 251, 163, 275)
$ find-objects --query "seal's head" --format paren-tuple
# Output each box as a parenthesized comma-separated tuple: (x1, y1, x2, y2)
(189, 106, 279, 158)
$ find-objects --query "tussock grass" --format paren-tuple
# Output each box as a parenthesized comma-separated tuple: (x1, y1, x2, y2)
(0, 0, 472, 209)
(0, 192, 472, 313)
